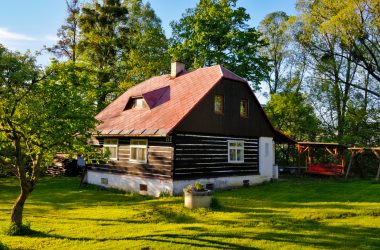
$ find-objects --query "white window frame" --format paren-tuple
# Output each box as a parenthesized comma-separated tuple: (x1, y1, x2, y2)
(228, 140, 244, 163)
(103, 138, 118, 161)
(130, 139, 148, 164)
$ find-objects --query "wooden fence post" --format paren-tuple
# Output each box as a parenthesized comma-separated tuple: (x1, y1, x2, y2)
(345, 151, 355, 180)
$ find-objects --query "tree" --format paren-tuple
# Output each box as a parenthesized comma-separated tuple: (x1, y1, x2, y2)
(47, 0, 81, 62)
(169, 0, 270, 89)
(265, 92, 320, 141)
(0, 45, 97, 234)
(119, 0, 169, 90)
(258, 11, 291, 94)
(79, 0, 129, 111)
(295, 0, 379, 142)
(317, 0, 380, 84)
(77, 0, 169, 110)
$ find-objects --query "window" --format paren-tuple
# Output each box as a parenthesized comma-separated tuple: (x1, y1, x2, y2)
(125, 97, 147, 110)
(103, 138, 118, 160)
(214, 95, 224, 114)
(228, 140, 244, 163)
(130, 139, 148, 163)
(133, 98, 147, 109)
(240, 99, 248, 118)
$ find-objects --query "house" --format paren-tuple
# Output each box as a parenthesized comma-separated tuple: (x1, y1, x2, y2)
(85, 62, 292, 196)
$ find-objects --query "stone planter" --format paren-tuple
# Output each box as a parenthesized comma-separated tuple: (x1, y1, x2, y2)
(183, 189, 212, 209)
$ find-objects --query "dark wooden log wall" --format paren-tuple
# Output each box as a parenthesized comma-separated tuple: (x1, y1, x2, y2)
(88, 137, 173, 180)
(173, 133, 259, 180)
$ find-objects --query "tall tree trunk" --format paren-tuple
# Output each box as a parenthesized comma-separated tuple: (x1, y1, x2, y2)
(10, 187, 30, 227)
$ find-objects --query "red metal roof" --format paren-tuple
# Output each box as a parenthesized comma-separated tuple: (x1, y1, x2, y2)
(96, 65, 248, 136)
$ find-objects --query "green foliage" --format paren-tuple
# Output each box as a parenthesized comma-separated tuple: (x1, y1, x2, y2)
(73, 0, 169, 111)
(169, 0, 270, 88)
(194, 181, 205, 191)
(0, 241, 8, 250)
(46, 0, 80, 62)
(119, 0, 170, 91)
(0, 45, 97, 227)
(184, 181, 205, 193)
(265, 92, 320, 141)
(292, 0, 379, 144)
(258, 11, 292, 94)
(1, 177, 380, 249)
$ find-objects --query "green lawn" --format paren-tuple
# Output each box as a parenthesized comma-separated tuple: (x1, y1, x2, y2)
(1, 177, 380, 250)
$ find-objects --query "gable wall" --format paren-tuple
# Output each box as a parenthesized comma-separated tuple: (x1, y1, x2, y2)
(174, 78, 274, 137)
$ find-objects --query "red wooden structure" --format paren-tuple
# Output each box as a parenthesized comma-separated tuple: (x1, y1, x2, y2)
(297, 142, 347, 176)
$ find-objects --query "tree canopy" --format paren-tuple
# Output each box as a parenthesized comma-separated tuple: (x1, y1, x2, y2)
(0, 45, 97, 233)
(169, 0, 270, 89)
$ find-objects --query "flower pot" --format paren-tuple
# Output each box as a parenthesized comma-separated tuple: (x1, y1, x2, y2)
(183, 189, 212, 209)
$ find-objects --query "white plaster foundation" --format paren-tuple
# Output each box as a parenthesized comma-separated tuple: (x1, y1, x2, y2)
(172, 175, 271, 195)
(86, 170, 271, 196)
(85, 171, 173, 197)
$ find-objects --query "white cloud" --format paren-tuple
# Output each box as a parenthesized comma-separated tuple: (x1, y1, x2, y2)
(44, 34, 58, 42)
(0, 27, 36, 42)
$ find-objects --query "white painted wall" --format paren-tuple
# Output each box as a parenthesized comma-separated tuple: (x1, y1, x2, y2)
(173, 175, 271, 195)
(259, 137, 275, 178)
(86, 170, 272, 196)
(86, 170, 173, 197)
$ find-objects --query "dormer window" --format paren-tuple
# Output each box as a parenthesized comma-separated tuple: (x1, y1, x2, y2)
(125, 97, 147, 110)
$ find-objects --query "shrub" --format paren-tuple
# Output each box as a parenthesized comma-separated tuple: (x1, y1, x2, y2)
(0, 242, 9, 250)
(194, 181, 205, 191)
(184, 182, 206, 193)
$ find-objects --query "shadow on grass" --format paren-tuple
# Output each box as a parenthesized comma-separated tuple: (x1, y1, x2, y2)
(20, 220, 380, 250)
(23, 230, 259, 249)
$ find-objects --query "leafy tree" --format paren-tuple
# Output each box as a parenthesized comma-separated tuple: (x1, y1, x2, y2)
(265, 92, 320, 141)
(258, 11, 291, 94)
(77, 0, 169, 110)
(169, 0, 270, 89)
(295, 0, 371, 142)
(296, 0, 380, 98)
(47, 0, 81, 62)
(0, 45, 97, 234)
(78, 0, 129, 111)
(316, 0, 380, 84)
(119, 0, 170, 90)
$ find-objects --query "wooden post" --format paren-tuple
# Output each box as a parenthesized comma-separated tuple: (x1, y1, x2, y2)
(372, 149, 380, 181)
(345, 151, 355, 180)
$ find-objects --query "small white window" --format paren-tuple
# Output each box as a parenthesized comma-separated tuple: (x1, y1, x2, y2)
(130, 139, 148, 163)
(228, 140, 244, 163)
(103, 138, 118, 160)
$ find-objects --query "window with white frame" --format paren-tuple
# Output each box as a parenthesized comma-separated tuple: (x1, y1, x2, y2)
(103, 138, 118, 160)
(130, 139, 148, 163)
(228, 140, 244, 163)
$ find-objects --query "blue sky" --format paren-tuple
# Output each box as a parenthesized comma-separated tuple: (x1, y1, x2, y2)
(0, 0, 297, 65)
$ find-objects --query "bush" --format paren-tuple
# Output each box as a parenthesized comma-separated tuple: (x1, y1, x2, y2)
(0, 242, 9, 250)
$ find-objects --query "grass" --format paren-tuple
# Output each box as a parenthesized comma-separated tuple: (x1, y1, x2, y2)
(0, 177, 380, 249)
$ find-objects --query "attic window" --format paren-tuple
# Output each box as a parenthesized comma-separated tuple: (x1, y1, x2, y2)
(125, 97, 147, 110)
(240, 99, 248, 118)
(214, 95, 224, 114)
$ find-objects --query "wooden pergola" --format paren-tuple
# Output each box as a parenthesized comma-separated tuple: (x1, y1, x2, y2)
(345, 147, 380, 181)
(297, 142, 347, 176)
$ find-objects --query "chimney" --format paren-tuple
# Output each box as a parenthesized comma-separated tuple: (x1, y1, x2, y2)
(171, 61, 185, 78)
